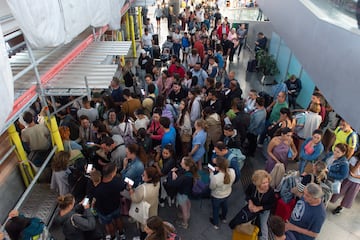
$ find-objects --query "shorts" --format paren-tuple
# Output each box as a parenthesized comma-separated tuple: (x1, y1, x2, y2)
(97, 208, 121, 225)
(176, 193, 189, 205)
(182, 47, 190, 53)
(156, 17, 161, 21)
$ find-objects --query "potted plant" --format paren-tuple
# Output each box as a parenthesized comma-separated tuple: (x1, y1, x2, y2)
(256, 50, 279, 85)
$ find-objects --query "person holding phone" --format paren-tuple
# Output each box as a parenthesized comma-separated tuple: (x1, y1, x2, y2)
(129, 167, 161, 239)
(56, 193, 96, 240)
(209, 156, 235, 229)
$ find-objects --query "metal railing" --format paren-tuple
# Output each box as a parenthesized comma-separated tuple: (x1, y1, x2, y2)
(0, 146, 57, 231)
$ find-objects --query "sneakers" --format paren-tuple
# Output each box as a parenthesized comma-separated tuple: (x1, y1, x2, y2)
(159, 198, 165, 207)
(176, 220, 189, 229)
(221, 218, 227, 224)
(332, 206, 343, 215)
(209, 218, 219, 230)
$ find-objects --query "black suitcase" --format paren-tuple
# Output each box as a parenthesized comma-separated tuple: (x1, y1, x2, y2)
(246, 59, 257, 72)
(153, 45, 161, 59)
(153, 34, 159, 45)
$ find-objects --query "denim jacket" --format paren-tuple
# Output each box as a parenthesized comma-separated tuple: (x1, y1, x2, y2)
(121, 157, 144, 188)
(323, 153, 349, 181)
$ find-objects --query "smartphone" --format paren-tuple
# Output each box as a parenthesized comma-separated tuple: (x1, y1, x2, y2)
(208, 163, 215, 171)
(82, 197, 89, 206)
(86, 164, 93, 173)
(125, 177, 134, 186)
(141, 88, 146, 96)
(86, 142, 95, 145)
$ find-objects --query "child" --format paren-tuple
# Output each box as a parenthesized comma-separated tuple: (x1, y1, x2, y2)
(181, 32, 191, 63)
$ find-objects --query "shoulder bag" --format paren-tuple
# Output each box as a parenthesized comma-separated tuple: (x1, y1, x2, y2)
(129, 185, 151, 225)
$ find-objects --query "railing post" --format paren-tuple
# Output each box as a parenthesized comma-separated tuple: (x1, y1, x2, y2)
(138, 7, 143, 39)
(7, 124, 33, 186)
(129, 15, 136, 58)
(125, 12, 130, 41)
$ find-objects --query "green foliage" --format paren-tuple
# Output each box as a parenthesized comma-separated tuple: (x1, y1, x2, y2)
(256, 50, 279, 76)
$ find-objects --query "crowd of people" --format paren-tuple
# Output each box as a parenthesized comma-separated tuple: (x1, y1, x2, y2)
(2, 2, 359, 240)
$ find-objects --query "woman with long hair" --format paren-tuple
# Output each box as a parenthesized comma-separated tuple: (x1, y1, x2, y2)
(292, 161, 327, 198)
(266, 127, 298, 173)
(154, 144, 176, 205)
(129, 167, 161, 240)
(59, 126, 83, 152)
(121, 144, 147, 188)
(267, 107, 295, 138)
(330, 150, 360, 215)
(189, 119, 208, 170)
(166, 157, 199, 229)
(51, 151, 71, 195)
(156, 70, 173, 97)
(188, 87, 202, 127)
(100, 95, 117, 120)
(144, 216, 178, 240)
(209, 156, 236, 229)
(175, 99, 192, 156)
(203, 106, 222, 164)
(298, 129, 324, 174)
(56, 194, 96, 240)
(323, 143, 349, 182)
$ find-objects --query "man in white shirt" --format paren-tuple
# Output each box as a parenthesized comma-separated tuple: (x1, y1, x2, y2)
(141, 28, 153, 57)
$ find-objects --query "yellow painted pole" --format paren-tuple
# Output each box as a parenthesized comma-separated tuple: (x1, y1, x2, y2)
(125, 12, 130, 41)
(129, 15, 136, 57)
(8, 124, 33, 186)
(138, 7, 143, 39)
(48, 116, 64, 152)
(118, 32, 125, 67)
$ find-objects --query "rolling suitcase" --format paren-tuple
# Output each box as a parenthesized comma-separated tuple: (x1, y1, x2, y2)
(247, 59, 257, 72)
(232, 225, 259, 240)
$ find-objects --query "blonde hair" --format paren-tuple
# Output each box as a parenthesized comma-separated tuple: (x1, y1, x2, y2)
(195, 119, 208, 131)
(215, 156, 230, 184)
(252, 170, 271, 188)
(57, 193, 74, 209)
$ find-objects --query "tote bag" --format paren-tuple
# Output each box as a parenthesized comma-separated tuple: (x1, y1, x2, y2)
(129, 185, 151, 225)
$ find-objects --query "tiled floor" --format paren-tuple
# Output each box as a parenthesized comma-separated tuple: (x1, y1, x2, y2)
(50, 6, 360, 239)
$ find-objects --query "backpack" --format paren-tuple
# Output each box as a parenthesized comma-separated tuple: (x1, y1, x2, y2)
(228, 148, 246, 171)
(320, 180, 333, 208)
(278, 171, 299, 203)
(191, 170, 210, 198)
(162, 105, 177, 123)
(114, 123, 136, 145)
(335, 128, 359, 152)
(124, 71, 134, 87)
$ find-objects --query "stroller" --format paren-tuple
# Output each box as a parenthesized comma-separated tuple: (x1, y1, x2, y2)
(160, 36, 173, 67)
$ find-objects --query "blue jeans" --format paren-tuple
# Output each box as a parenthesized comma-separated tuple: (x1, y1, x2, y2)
(259, 210, 270, 240)
(173, 43, 181, 58)
(143, 46, 153, 58)
(211, 196, 229, 225)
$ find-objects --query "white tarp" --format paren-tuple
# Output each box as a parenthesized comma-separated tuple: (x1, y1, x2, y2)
(0, 25, 14, 131)
(6, 0, 125, 48)
(87, 0, 111, 27)
(61, 0, 91, 43)
(6, 0, 65, 47)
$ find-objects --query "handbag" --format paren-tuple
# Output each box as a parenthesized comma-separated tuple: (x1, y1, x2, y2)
(180, 133, 192, 143)
(235, 221, 256, 235)
(129, 185, 151, 225)
(331, 180, 341, 194)
(67, 141, 84, 165)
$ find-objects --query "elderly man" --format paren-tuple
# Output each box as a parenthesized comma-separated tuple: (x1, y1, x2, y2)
(285, 183, 326, 240)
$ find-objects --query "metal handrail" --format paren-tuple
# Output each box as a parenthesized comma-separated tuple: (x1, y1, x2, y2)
(0, 145, 16, 166)
(0, 146, 57, 231)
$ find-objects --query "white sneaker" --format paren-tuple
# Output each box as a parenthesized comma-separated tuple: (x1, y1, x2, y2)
(133, 237, 141, 240)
